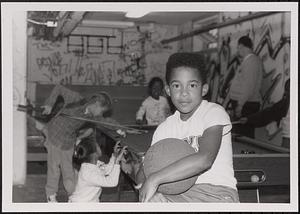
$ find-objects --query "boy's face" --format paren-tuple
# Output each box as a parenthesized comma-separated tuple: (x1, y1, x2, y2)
(150, 81, 163, 100)
(87, 101, 106, 117)
(237, 43, 246, 58)
(165, 66, 208, 121)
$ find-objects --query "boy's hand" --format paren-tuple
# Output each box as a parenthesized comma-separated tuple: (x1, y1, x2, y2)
(139, 174, 159, 202)
(41, 105, 52, 115)
(35, 120, 45, 131)
(134, 183, 143, 190)
(148, 193, 168, 202)
(115, 146, 128, 164)
(116, 129, 126, 137)
(113, 141, 122, 157)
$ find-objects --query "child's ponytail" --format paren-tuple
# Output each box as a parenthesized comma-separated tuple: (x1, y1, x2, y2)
(73, 137, 98, 171)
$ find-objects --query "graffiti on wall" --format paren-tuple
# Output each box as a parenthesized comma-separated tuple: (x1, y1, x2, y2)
(203, 13, 290, 112)
(28, 24, 176, 85)
(199, 12, 290, 140)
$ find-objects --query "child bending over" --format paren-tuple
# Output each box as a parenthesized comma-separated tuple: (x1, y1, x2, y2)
(69, 139, 126, 202)
(137, 53, 239, 202)
(36, 84, 122, 202)
(136, 77, 171, 125)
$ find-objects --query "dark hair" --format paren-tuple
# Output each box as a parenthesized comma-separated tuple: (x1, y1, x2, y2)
(73, 137, 98, 171)
(165, 52, 207, 85)
(238, 36, 253, 49)
(148, 77, 164, 93)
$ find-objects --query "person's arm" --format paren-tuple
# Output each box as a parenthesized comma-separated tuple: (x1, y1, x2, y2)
(242, 97, 289, 127)
(100, 156, 117, 175)
(85, 164, 121, 187)
(136, 99, 148, 123)
(76, 128, 94, 143)
(139, 125, 223, 202)
(102, 142, 127, 175)
(43, 84, 83, 109)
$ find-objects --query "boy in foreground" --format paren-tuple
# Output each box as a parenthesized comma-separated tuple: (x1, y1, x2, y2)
(137, 52, 239, 202)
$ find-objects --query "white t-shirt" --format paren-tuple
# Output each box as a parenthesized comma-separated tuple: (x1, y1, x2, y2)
(136, 96, 170, 125)
(69, 156, 120, 202)
(151, 100, 237, 190)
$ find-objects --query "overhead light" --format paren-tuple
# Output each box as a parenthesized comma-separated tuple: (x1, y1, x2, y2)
(80, 20, 135, 28)
(125, 11, 150, 18)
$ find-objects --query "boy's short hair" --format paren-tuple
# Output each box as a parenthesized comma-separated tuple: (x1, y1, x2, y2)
(88, 91, 112, 112)
(148, 77, 164, 90)
(166, 52, 207, 85)
(238, 36, 253, 49)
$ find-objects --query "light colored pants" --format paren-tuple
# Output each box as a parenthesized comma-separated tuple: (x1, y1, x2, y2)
(154, 183, 240, 203)
(45, 142, 76, 197)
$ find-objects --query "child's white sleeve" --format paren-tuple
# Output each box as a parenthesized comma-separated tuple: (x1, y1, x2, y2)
(136, 99, 148, 120)
(102, 156, 116, 175)
(203, 105, 232, 136)
(86, 164, 121, 187)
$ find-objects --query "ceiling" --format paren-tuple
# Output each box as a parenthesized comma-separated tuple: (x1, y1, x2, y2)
(83, 11, 219, 25)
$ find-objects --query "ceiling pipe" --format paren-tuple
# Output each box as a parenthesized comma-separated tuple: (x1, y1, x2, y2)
(53, 11, 86, 38)
(79, 20, 135, 28)
(161, 11, 281, 44)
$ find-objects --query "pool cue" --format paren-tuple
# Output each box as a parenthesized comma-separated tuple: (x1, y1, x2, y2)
(231, 120, 243, 125)
(17, 104, 147, 134)
(59, 113, 148, 134)
(17, 104, 43, 113)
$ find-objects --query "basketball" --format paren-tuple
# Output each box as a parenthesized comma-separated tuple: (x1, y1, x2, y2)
(143, 138, 198, 195)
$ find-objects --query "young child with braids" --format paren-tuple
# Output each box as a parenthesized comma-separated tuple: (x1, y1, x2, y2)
(69, 139, 127, 202)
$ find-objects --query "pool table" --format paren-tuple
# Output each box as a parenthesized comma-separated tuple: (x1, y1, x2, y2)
(99, 125, 290, 203)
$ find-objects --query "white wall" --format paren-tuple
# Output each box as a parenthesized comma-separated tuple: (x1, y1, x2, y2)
(12, 11, 27, 185)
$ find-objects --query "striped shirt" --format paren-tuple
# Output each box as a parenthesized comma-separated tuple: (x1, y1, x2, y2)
(43, 85, 118, 150)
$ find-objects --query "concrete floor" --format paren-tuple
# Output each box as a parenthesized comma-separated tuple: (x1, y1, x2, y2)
(13, 162, 138, 203)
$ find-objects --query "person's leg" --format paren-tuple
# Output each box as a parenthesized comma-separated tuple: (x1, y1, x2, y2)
(45, 143, 61, 200)
(229, 100, 242, 135)
(163, 183, 240, 203)
(60, 147, 76, 196)
(240, 102, 260, 138)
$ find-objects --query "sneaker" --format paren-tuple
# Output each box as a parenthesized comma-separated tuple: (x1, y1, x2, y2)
(47, 194, 57, 202)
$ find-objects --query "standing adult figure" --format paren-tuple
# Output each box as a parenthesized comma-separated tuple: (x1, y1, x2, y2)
(229, 35, 263, 138)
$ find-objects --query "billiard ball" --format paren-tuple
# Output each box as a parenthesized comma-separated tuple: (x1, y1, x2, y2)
(251, 174, 260, 183)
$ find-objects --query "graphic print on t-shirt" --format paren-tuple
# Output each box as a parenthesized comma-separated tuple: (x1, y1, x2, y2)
(183, 135, 201, 152)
